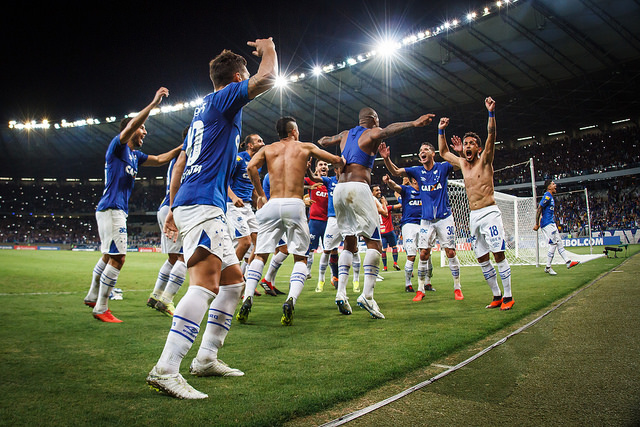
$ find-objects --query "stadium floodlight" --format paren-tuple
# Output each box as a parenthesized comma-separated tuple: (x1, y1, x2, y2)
(375, 38, 401, 57)
(312, 66, 323, 76)
(274, 75, 288, 88)
(467, 12, 477, 21)
(346, 57, 357, 66)
(579, 125, 597, 130)
(400, 153, 416, 158)
(548, 131, 565, 136)
(611, 118, 630, 124)
(496, 1, 502, 7)
(517, 136, 535, 141)
(484, 7, 490, 14)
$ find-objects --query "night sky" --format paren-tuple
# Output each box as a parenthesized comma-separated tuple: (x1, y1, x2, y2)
(2, 0, 478, 125)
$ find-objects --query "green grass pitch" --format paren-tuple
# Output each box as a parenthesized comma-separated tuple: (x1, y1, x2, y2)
(0, 246, 635, 426)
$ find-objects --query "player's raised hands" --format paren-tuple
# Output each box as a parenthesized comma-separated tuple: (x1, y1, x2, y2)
(378, 142, 390, 158)
(247, 37, 275, 57)
(485, 96, 495, 112)
(152, 87, 169, 106)
(451, 135, 463, 154)
(439, 117, 449, 130)
(414, 113, 436, 127)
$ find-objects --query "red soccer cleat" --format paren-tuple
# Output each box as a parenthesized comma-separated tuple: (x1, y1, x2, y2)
(485, 297, 503, 309)
(567, 260, 580, 269)
(84, 300, 96, 308)
(500, 298, 515, 311)
(93, 309, 122, 323)
(454, 289, 464, 301)
(413, 291, 425, 302)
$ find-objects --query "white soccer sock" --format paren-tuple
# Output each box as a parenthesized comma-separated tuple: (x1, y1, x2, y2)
(244, 259, 264, 298)
(153, 260, 173, 296)
(426, 257, 433, 277)
(547, 243, 558, 267)
(85, 257, 106, 302)
(265, 251, 288, 283)
(162, 260, 186, 303)
(94, 264, 120, 313)
(352, 251, 361, 282)
(417, 259, 428, 290)
(156, 285, 214, 374)
(404, 259, 415, 287)
(557, 245, 570, 264)
(480, 260, 502, 297)
(449, 255, 461, 289)
(306, 253, 314, 275)
(497, 259, 512, 298)
(196, 283, 242, 363)
(336, 250, 353, 298)
(318, 252, 329, 282)
(287, 262, 308, 304)
(362, 249, 381, 299)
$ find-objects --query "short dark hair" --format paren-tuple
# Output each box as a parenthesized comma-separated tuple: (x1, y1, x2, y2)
(276, 116, 297, 139)
(420, 142, 435, 152)
(544, 179, 553, 190)
(119, 117, 133, 132)
(240, 134, 257, 151)
(209, 50, 247, 88)
(463, 131, 482, 147)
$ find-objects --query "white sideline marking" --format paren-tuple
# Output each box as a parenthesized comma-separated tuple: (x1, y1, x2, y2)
(431, 364, 454, 370)
(0, 289, 149, 297)
(319, 256, 634, 427)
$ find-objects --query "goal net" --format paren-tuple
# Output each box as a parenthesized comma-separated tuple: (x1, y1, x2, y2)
(442, 180, 539, 267)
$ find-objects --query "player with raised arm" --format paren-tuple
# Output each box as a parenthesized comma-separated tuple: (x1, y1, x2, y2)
(438, 97, 514, 311)
(304, 160, 329, 280)
(382, 174, 422, 292)
(84, 87, 182, 323)
(146, 38, 278, 400)
(534, 180, 580, 275)
(380, 140, 463, 301)
(239, 116, 344, 326)
(318, 107, 434, 319)
(148, 126, 190, 317)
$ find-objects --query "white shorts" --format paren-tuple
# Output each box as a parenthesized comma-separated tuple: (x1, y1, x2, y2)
(96, 209, 127, 255)
(173, 205, 239, 269)
(226, 202, 259, 239)
(333, 182, 381, 241)
(157, 205, 183, 254)
(418, 215, 456, 250)
(401, 222, 421, 257)
(469, 205, 506, 258)
(323, 217, 342, 251)
(254, 198, 310, 257)
(541, 223, 562, 246)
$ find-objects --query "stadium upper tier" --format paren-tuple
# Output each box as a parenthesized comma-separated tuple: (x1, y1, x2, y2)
(2, 0, 640, 179)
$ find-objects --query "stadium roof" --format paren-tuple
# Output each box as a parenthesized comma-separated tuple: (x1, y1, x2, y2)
(2, 0, 639, 179)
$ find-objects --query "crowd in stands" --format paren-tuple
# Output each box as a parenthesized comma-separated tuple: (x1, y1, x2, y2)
(0, 127, 637, 246)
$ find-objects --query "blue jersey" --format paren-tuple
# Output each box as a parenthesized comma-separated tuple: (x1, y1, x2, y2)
(399, 185, 422, 226)
(539, 191, 555, 227)
(173, 80, 250, 211)
(263, 173, 271, 200)
(405, 162, 453, 221)
(158, 158, 176, 210)
(96, 135, 148, 214)
(342, 126, 375, 169)
(321, 176, 339, 218)
(229, 151, 254, 202)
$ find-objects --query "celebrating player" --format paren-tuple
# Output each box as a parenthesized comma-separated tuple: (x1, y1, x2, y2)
(438, 97, 514, 311)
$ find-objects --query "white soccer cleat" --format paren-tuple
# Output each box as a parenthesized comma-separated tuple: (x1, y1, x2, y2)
(146, 366, 208, 399)
(376, 274, 384, 282)
(356, 294, 385, 319)
(335, 295, 352, 315)
(545, 267, 558, 276)
(189, 358, 245, 377)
